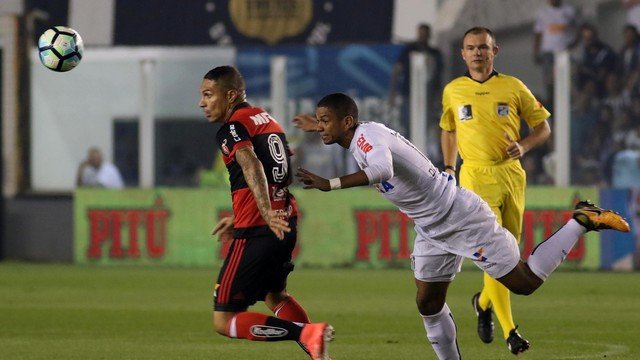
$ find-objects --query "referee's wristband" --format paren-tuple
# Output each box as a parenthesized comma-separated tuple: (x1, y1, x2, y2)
(329, 177, 342, 190)
(444, 165, 456, 172)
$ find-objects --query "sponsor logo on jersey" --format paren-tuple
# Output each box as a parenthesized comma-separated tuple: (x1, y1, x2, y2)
(250, 111, 277, 125)
(221, 139, 230, 155)
(249, 325, 289, 338)
(357, 134, 373, 153)
(375, 181, 394, 193)
(229, 124, 242, 142)
(475, 91, 490, 96)
(458, 105, 473, 121)
(473, 247, 487, 262)
(497, 103, 509, 117)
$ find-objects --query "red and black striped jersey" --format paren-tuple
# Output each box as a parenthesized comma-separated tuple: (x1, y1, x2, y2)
(217, 103, 298, 237)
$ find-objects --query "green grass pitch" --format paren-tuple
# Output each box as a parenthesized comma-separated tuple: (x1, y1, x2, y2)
(1, 263, 640, 359)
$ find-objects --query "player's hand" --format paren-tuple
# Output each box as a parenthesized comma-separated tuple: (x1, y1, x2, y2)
(212, 216, 234, 243)
(296, 167, 331, 191)
(505, 133, 525, 159)
(264, 209, 291, 240)
(292, 114, 320, 132)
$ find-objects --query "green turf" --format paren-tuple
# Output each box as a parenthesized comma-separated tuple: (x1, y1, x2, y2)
(1, 263, 639, 359)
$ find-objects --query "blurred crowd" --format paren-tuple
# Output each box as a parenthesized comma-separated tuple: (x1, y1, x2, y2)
(194, 0, 640, 189)
(530, 18, 640, 187)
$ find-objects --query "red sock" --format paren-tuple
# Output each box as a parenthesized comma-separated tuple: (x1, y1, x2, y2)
(273, 296, 310, 323)
(228, 312, 302, 342)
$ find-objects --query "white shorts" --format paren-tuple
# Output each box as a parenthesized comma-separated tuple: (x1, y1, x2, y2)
(411, 187, 521, 282)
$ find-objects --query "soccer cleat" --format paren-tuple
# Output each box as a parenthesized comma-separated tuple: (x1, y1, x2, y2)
(572, 201, 630, 232)
(471, 292, 494, 344)
(506, 327, 530, 355)
(299, 323, 334, 360)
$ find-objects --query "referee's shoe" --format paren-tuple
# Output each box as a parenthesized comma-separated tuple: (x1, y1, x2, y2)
(572, 200, 630, 232)
(506, 326, 530, 355)
(471, 292, 494, 343)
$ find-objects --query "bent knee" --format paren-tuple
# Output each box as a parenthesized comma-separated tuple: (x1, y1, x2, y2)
(510, 284, 536, 296)
(213, 317, 229, 336)
(417, 297, 445, 316)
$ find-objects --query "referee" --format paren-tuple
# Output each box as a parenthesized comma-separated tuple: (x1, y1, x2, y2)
(439, 26, 551, 355)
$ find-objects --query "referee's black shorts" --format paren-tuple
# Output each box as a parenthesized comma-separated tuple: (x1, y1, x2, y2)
(214, 218, 298, 312)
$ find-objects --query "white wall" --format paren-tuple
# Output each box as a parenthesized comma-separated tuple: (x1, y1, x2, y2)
(392, 0, 439, 42)
(30, 47, 235, 192)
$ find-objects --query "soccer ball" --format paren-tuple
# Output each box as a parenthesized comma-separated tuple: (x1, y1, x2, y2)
(38, 26, 84, 72)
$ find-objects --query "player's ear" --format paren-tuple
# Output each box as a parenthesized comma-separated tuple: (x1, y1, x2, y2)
(493, 45, 499, 56)
(227, 89, 237, 103)
(344, 115, 356, 129)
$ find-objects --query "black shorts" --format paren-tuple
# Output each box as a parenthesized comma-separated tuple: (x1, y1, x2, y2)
(214, 218, 297, 312)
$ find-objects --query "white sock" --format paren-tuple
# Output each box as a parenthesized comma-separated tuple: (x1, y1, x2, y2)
(421, 303, 461, 360)
(527, 219, 587, 281)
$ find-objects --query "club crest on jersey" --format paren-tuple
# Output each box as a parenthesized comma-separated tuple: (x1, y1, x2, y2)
(458, 105, 472, 121)
(250, 325, 288, 338)
(357, 134, 373, 153)
(221, 139, 230, 155)
(497, 103, 509, 117)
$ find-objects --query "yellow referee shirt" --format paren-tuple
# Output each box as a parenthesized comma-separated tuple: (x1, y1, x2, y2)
(439, 71, 550, 165)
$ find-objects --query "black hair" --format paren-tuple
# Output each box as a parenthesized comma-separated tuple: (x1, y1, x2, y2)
(317, 93, 359, 121)
(203, 65, 245, 92)
(418, 23, 431, 32)
(463, 26, 497, 46)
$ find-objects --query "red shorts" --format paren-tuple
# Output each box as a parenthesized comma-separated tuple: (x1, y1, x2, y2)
(213, 218, 297, 312)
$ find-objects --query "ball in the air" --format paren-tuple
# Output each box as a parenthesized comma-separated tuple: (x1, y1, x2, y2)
(38, 26, 84, 72)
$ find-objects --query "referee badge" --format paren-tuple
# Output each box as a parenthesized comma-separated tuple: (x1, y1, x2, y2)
(458, 104, 473, 121)
(497, 103, 509, 117)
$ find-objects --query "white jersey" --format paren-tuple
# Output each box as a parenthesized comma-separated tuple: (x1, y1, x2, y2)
(533, 4, 577, 53)
(349, 122, 457, 227)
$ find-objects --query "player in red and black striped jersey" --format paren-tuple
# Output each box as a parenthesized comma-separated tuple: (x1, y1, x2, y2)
(199, 65, 333, 360)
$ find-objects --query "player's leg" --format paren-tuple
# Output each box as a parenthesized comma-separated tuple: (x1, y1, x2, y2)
(266, 290, 310, 323)
(495, 167, 529, 353)
(416, 280, 461, 360)
(264, 222, 311, 324)
(498, 200, 631, 294)
(263, 222, 315, 357)
(213, 235, 333, 360)
(412, 236, 463, 360)
(460, 165, 502, 344)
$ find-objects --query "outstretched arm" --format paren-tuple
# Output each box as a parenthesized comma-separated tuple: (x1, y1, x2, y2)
(292, 114, 320, 132)
(296, 168, 370, 191)
(235, 146, 291, 239)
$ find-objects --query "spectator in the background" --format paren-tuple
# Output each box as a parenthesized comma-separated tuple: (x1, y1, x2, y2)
(76, 147, 124, 189)
(620, 24, 640, 96)
(389, 23, 444, 132)
(533, 0, 579, 104)
(575, 24, 618, 95)
(620, 25, 640, 76)
(571, 79, 600, 153)
(622, 0, 640, 33)
(603, 72, 631, 119)
(612, 144, 640, 188)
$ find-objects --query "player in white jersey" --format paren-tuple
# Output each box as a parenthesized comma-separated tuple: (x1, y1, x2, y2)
(294, 93, 630, 360)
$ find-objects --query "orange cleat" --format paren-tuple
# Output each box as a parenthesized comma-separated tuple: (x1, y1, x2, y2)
(573, 201, 631, 232)
(299, 323, 334, 360)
